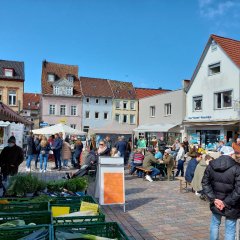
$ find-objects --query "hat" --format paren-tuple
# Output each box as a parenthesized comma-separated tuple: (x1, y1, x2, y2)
(165, 149, 171, 154)
(8, 136, 16, 144)
(221, 146, 235, 156)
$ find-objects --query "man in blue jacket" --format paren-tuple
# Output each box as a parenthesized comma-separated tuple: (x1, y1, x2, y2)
(116, 136, 127, 164)
(52, 133, 63, 170)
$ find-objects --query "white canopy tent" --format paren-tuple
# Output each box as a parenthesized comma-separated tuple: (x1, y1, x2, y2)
(32, 123, 86, 136)
(133, 123, 180, 133)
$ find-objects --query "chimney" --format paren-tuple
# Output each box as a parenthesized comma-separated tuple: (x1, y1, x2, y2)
(182, 79, 190, 91)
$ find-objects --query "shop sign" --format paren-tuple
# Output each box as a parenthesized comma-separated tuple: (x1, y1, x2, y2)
(40, 122, 48, 127)
(188, 116, 212, 120)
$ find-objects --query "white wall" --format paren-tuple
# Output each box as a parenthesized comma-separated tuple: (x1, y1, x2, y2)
(186, 43, 240, 121)
(139, 89, 186, 125)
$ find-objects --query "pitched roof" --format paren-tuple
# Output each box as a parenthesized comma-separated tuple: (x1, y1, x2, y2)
(211, 34, 240, 67)
(23, 93, 41, 110)
(41, 60, 82, 96)
(0, 60, 24, 80)
(108, 80, 136, 100)
(80, 77, 113, 98)
(135, 88, 170, 99)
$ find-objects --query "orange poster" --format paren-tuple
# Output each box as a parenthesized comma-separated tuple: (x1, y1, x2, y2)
(103, 172, 124, 204)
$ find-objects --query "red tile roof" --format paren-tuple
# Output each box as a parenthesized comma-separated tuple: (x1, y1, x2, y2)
(135, 88, 170, 99)
(211, 34, 240, 67)
(108, 80, 136, 100)
(41, 61, 82, 96)
(80, 77, 113, 98)
(23, 93, 41, 110)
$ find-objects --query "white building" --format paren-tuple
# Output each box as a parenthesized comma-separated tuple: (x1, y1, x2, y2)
(184, 34, 240, 148)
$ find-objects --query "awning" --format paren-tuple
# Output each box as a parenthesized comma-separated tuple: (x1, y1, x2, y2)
(183, 120, 239, 126)
(133, 123, 180, 133)
(32, 123, 87, 135)
(0, 102, 32, 125)
(0, 121, 11, 127)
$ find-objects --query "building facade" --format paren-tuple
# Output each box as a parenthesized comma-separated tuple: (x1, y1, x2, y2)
(108, 80, 138, 126)
(184, 34, 240, 148)
(0, 60, 24, 113)
(80, 77, 113, 132)
(41, 61, 82, 129)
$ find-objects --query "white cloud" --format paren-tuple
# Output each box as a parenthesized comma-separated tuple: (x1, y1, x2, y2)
(199, 0, 238, 18)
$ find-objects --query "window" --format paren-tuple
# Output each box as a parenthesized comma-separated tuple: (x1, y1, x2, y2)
(48, 74, 55, 82)
(8, 90, 16, 106)
(164, 103, 171, 116)
(71, 106, 77, 116)
(193, 96, 202, 111)
(0, 90, 2, 101)
(215, 90, 232, 109)
(4, 68, 13, 77)
(105, 99, 108, 104)
(67, 75, 74, 82)
(130, 101, 135, 110)
(86, 98, 90, 103)
(70, 124, 76, 129)
(150, 106, 155, 117)
(95, 112, 99, 119)
(95, 98, 99, 104)
(115, 114, 120, 122)
(104, 112, 108, 119)
(49, 104, 56, 115)
(66, 87, 73, 95)
(85, 111, 90, 119)
(53, 86, 59, 95)
(60, 105, 66, 115)
(123, 101, 128, 109)
(83, 126, 89, 133)
(130, 114, 135, 124)
(115, 101, 120, 109)
(209, 62, 220, 75)
(123, 114, 128, 123)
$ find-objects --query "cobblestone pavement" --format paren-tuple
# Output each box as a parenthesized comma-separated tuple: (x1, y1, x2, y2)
(17, 161, 226, 240)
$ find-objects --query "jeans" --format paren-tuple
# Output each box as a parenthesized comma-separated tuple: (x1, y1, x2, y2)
(130, 162, 143, 177)
(26, 154, 36, 168)
(150, 167, 160, 177)
(39, 154, 48, 171)
(63, 159, 69, 167)
(176, 159, 184, 177)
(210, 213, 236, 240)
(53, 149, 61, 168)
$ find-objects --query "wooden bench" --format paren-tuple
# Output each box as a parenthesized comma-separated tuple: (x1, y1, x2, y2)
(135, 167, 152, 180)
(175, 176, 192, 193)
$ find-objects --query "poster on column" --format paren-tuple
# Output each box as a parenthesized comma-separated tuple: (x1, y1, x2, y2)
(96, 157, 125, 206)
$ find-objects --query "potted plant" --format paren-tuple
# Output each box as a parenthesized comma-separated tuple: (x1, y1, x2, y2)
(64, 177, 88, 193)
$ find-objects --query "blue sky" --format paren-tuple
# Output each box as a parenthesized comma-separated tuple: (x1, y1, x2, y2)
(1, 0, 240, 93)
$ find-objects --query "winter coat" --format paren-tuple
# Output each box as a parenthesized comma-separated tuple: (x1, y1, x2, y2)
(0, 144, 24, 176)
(202, 155, 240, 219)
(191, 159, 207, 192)
(163, 154, 174, 170)
(85, 150, 97, 165)
(74, 143, 83, 159)
(52, 137, 63, 151)
(185, 158, 198, 183)
(143, 152, 158, 170)
(116, 141, 127, 156)
(62, 141, 71, 160)
(38, 144, 51, 155)
(176, 147, 185, 161)
(27, 136, 37, 155)
(158, 140, 166, 152)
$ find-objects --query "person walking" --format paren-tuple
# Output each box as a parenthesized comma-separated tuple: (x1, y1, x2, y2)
(38, 136, 51, 173)
(62, 137, 72, 168)
(52, 133, 63, 170)
(26, 132, 37, 172)
(202, 146, 240, 240)
(0, 136, 24, 181)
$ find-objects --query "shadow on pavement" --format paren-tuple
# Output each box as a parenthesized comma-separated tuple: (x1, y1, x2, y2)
(125, 187, 147, 195)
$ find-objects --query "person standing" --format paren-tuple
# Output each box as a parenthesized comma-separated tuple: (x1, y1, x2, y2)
(183, 137, 189, 153)
(105, 136, 112, 150)
(69, 135, 76, 167)
(0, 136, 24, 181)
(38, 136, 51, 173)
(62, 137, 72, 168)
(202, 146, 240, 240)
(26, 132, 37, 172)
(175, 143, 185, 177)
(116, 136, 127, 164)
(74, 139, 84, 168)
(52, 133, 63, 170)
(163, 149, 175, 181)
(137, 136, 147, 149)
(158, 136, 167, 155)
(185, 153, 201, 183)
(34, 135, 41, 170)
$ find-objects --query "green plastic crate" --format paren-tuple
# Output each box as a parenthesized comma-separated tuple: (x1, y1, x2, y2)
(0, 224, 52, 240)
(0, 201, 50, 212)
(51, 195, 96, 204)
(0, 211, 52, 225)
(50, 196, 105, 225)
(54, 222, 129, 240)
